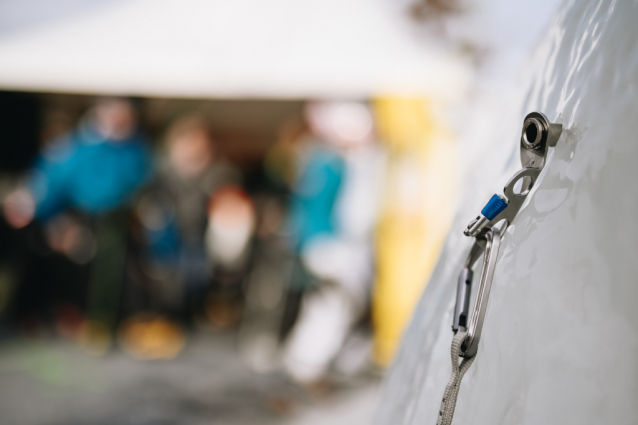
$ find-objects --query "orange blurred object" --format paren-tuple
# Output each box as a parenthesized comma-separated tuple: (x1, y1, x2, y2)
(117, 312, 186, 360)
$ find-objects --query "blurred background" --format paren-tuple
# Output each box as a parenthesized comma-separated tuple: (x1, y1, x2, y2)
(0, 0, 560, 424)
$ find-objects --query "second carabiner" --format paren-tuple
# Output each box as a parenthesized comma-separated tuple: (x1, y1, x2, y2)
(459, 219, 508, 358)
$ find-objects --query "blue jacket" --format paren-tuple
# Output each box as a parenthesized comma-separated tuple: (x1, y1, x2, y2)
(289, 143, 345, 252)
(29, 123, 153, 220)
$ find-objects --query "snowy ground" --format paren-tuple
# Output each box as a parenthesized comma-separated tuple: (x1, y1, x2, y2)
(0, 332, 380, 425)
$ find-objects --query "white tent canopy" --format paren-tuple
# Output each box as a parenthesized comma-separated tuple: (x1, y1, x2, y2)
(0, 0, 469, 99)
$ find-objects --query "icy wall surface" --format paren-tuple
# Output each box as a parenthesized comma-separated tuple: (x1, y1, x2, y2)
(375, 1, 638, 424)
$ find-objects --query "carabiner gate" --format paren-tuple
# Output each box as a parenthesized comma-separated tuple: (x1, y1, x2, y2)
(452, 220, 507, 358)
(459, 220, 507, 358)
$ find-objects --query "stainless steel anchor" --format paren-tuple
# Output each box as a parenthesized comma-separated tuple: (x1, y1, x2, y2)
(438, 112, 563, 425)
(452, 112, 563, 357)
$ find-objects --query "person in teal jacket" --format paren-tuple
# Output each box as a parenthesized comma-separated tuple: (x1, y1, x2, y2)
(29, 99, 152, 220)
(4, 98, 153, 349)
(288, 142, 345, 253)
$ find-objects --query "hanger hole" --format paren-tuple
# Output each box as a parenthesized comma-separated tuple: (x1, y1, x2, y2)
(525, 123, 538, 144)
(522, 118, 543, 148)
(513, 175, 533, 196)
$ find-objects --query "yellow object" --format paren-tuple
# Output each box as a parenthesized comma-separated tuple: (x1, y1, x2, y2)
(117, 313, 186, 360)
(372, 97, 459, 366)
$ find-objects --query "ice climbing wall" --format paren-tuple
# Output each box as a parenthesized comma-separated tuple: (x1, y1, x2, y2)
(375, 1, 638, 424)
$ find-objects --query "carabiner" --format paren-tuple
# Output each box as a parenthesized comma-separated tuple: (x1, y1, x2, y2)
(452, 220, 507, 357)
(459, 220, 507, 358)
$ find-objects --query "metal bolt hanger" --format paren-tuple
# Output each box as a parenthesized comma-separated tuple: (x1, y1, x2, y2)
(437, 112, 562, 425)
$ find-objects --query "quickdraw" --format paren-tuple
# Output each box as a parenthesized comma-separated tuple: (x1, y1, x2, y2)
(437, 112, 562, 425)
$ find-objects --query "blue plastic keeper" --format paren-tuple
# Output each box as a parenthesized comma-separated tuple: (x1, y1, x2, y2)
(481, 194, 508, 220)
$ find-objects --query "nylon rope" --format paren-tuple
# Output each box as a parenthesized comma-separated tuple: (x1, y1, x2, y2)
(436, 330, 475, 425)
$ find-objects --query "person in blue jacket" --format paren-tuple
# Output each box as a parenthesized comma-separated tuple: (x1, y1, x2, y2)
(282, 101, 381, 384)
(4, 98, 153, 351)
(30, 98, 152, 220)
(288, 142, 345, 254)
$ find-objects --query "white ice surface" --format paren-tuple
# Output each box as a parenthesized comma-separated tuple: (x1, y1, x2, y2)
(375, 1, 638, 424)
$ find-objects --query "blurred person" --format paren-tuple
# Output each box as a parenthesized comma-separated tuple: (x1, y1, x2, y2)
(4, 98, 151, 227)
(236, 193, 291, 373)
(282, 101, 384, 384)
(237, 120, 307, 374)
(205, 186, 254, 274)
(137, 115, 241, 327)
(3, 97, 152, 353)
(263, 116, 309, 189)
(203, 186, 255, 328)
